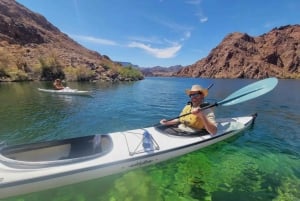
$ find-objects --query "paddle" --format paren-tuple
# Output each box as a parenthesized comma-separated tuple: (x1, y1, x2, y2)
(207, 83, 214, 90)
(164, 77, 278, 121)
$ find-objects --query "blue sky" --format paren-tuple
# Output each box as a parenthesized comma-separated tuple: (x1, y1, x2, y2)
(17, 0, 300, 67)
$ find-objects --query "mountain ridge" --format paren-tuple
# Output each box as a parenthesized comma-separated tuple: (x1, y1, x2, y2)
(176, 25, 300, 79)
(1, 0, 299, 81)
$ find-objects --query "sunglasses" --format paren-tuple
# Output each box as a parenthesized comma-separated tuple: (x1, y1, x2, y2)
(189, 92, 202, 98)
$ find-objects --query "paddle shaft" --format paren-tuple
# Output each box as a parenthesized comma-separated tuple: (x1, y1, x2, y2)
(164, 103, 218, 122)
(207, 83, 214, 90)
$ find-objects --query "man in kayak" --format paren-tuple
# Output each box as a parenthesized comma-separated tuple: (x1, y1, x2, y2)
(160, 85, 217, 135)
(53, 79, 64, 90)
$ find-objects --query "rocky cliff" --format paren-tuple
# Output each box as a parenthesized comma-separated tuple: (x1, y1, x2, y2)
(140, 65, 183, 77)
(0, 0, 143, 82)
(176, 25, 300, 79)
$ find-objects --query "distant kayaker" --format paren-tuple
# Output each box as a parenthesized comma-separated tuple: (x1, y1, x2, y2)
(53, 79, 64, 90)
(160, 84, 217, 135)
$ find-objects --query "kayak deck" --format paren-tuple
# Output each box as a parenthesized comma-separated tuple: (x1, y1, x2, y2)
(0, 114, 256, 168)
(122, 114, 256, 156)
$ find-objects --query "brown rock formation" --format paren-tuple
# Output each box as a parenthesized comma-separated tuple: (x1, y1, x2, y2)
(176, 25, 300, 79)
(0, 0, 143, 82)
(140, 65, 183, 77)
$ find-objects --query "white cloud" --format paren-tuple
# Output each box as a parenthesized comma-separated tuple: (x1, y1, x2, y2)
(200, 17, 208, 23)
(128, 42, 182, 58)
(264, 22, 274, 28)
(185, 0, 202, 5)
(184, 31, 191, 39)
(195, 11, 208, 23)
(179, 31, 191, 42)
(71, 34, 118, 46)
(158, 19, 193, 33)
(185, 0, 208, 23)
(128, 36, 163, 45)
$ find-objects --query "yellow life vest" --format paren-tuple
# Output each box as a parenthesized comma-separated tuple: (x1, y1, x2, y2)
(179, 104, 204, 130)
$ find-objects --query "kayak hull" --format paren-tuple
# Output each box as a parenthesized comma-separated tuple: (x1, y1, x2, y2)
(0, 114, 256, 199)
(38, 87, 91, 96)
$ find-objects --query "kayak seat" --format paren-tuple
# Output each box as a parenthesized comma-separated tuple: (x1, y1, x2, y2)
(68, 135, 109, 158)
(155, 125, 209, 137)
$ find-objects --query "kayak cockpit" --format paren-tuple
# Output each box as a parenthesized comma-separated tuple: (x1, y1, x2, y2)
(155, 113, 257, 137)
(155, 125, 209, 137)
(0, 135, 113, 169)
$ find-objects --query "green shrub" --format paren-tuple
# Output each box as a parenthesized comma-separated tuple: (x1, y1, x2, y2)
(118, 66, 143, 81)
(9, 69, 29, 81)
(76, 66, 95, 81)
(64, 66, 95, 81)
(39, 56, 65, 80)
(0, 67, 9, 78)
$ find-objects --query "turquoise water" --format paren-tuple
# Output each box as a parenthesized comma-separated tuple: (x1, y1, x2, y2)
(0, 77, 299, 201)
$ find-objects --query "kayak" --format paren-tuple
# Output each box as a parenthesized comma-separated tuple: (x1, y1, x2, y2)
(0, 113, 256, 199)
(38, 87, 91, 96)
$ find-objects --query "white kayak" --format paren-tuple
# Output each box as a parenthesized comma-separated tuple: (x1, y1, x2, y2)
(38, 87, 91, 96)
(0, 114, 257, 199)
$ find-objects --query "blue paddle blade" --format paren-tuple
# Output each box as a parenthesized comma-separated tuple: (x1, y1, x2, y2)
(218, 77, 278, 106)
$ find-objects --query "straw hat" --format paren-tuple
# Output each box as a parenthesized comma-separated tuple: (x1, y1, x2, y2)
(185, 85, 208, 97)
